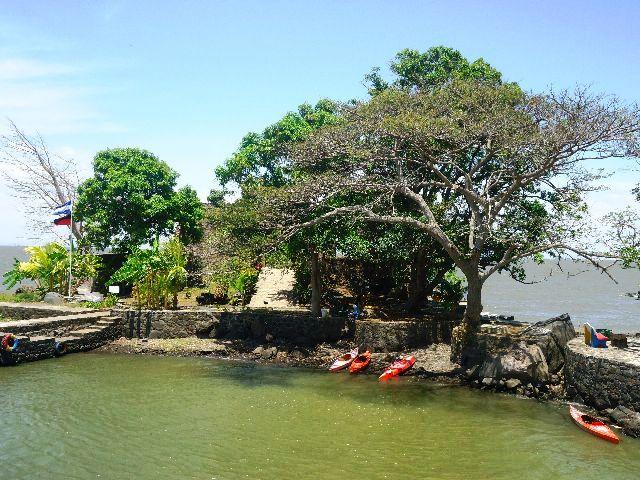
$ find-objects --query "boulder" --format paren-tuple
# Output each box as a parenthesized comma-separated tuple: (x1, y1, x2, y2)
(261, 346, 277, 359)
(43, 292, 65, 305)
(477, 342, 550, 385)
(252, 346, 264, 355)
(608, 406, 640, 438)
(505, 378, 521, 390)
(521, 313, 575, 373)
(79, 291, 104, 302)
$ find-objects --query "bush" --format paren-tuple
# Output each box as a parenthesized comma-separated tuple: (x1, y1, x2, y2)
(2, 243, 101, 295)
(109, 238, 187, 309)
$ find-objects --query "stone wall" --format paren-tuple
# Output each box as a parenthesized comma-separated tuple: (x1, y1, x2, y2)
(0, 302, 95, 320)
(0, 318, 123, 365)
(564, 337, 640, 412)
(0, 312, 110, 336)
(114, 308, 349, 345)
(354, 315, 460, 352)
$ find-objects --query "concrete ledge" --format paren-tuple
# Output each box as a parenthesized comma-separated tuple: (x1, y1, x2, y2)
(0, 311, 111, 336)
(565, 337, 640, 411)
(0, 302, 96, 320)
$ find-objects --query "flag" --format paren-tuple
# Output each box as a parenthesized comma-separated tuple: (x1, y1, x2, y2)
(53, 201, 72, 216)
(53, 201, 72, 226)
(54, 214, 71, 226)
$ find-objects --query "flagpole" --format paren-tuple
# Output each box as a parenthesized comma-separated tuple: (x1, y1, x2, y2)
(68, 199, 73, 298)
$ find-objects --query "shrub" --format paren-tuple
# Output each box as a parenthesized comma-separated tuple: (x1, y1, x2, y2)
(2, 243, 101, 295)
(109, 238, 188, 309)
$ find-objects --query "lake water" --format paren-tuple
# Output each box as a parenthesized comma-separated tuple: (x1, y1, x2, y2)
(1, 246, 638, 331)
(0, 354, 637, 480)
(0, 246, 29, 292)
(483, 261, 639, 333)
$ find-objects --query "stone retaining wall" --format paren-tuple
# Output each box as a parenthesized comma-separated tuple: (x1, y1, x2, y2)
(0, 312, 110, 336)
(114, 308, 349, 345)
(0, 318, 123, 365)
(354, 315, 460, 352)
(564, 337, 640, 411)
(0, 302, 95, 320)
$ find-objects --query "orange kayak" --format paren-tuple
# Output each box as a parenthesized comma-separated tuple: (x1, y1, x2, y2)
(379, 355, 416, 381)
(329, 348, 358, 372)
(349, 351, 371, 374)
(570, 405, 619, 444)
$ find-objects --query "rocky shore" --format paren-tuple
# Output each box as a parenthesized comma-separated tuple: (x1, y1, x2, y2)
(98, 336, 462, 381)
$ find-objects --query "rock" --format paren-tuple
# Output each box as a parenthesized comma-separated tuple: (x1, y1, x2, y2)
(549, 384, 564, 397)
(478, 342, 550, 385)
(608, 406, 640, 438)
(521, 313, 575, 373)
(290, 350, 304, 360)
(261, 346, 277, 359)
(195, 317, 221, 338)
(505, 378, 521, 389)
(43, 292, 65, 305)
(482, 377, 494, 386)
(79, 291, 103, 302)
(611, 334, 628, 349)
(252, 346, 264, 355)
(202, 343, 227, 355)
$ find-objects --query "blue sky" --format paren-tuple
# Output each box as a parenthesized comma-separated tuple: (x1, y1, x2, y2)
(1, 0, 639, 244)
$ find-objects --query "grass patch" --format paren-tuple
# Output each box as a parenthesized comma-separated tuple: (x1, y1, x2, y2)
(0, 291, 42, 303)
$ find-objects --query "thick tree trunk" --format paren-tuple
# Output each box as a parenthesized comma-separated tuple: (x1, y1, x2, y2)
(464, 275, 483, 329)
(310, 249, 322, 317)
(451, 273, 483, 365)
(406, 249, 427, 312)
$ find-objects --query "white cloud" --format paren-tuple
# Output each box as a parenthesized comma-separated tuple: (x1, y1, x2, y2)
(0, 57, 125, 135)
(0, 58, 78, 81)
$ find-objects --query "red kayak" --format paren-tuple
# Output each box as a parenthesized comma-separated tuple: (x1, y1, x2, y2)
(349, 351, 371, 374)
(570, 405, 619, 444)
(329, 348, 358, 372)
(379, 355, 416, 381)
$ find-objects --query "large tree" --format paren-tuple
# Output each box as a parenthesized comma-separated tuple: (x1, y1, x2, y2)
(75, 148, 203, 252)
(277, 80, 640, 361)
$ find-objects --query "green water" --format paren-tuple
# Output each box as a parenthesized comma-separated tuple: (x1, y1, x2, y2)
(1, 354, 638, 479)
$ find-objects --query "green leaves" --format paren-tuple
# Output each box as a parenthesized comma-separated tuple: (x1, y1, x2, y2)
(215, 100, 338, 189)
(75, 148, 203, 252)
(2, 243, 100, 295)
(110, 238, 188, 309)
(366, 46, 504, 94)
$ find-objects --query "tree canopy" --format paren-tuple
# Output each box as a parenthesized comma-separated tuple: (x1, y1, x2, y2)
(75, 148, 203, 252)
(365, 46, 504, 94)
(215, 99, 338, 189)
(275, 78, 640, 360)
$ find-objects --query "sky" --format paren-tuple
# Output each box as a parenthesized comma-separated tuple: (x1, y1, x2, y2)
(0, 0, 639, 245)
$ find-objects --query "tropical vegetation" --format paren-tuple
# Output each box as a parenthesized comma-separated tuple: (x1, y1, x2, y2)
(2, 243, 101, 296)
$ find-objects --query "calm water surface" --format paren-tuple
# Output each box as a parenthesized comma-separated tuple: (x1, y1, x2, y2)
(0, 354, 637, 480)
(483, 261, 640, 332)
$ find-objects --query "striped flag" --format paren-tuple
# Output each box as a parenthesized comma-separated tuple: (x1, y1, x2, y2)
(53, 201, 72, 226)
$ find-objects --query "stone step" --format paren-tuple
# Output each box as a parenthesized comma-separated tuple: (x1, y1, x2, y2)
(96, 319, 115, 326)
(54, 336, 76, 343)
(27, 335, 55, 342)
(0, 311, 112, 335)
(68, 328, 102, 338)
